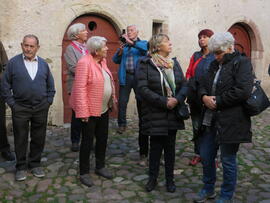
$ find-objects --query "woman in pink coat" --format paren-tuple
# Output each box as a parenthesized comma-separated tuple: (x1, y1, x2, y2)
(70, 36, 117, 187)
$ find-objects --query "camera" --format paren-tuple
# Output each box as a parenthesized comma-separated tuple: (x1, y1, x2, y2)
(119, 29, 126, 43)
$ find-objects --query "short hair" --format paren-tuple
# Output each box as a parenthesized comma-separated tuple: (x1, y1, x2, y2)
(67, 23, 86, 40)
(86, 36, 107, 54)
(148, 34, 169, 54)
(23, 34, 39, 45)
(127, 24, 138, 31)
(208, 32, 235, 52)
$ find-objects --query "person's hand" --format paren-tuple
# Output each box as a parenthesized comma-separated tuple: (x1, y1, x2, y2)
(202, 95, 216, 110)
(167, 97, 178, 109)
(81, 117, 89, 122)
(122, 34, 134, 45)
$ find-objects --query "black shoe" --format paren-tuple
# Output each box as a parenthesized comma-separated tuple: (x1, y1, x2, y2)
(80, 174, 93, 187)
(95, 168, 113, 179)
(166, 180, 176, 193)
(1, 151, 15, 161)
(145, 179, 157, 192)
(71, 143, 79, 152)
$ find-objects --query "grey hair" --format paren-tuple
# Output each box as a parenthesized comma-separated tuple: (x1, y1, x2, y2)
(208, 32, 235, 52)
(148, 34, 169, 54)
(86, 36, 107, 54)
(23, 34, 39, 45)
(67, 23, 86, 40)
(127, 24, 138, 31)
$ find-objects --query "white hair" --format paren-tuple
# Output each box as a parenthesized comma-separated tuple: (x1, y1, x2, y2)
(208, 32, 235, 52)
(127, 24, 138, 31)
(67, 23, 86, 40)
(86, 36, 107, 54)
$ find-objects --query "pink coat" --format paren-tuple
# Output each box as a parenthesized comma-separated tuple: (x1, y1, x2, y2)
(70, 54, 116, 118)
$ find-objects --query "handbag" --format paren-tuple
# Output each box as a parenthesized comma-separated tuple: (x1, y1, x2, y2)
(176, 102, 190, 120)
(243, 79, 270, 116)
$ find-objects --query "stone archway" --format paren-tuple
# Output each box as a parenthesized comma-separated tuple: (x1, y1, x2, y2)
(61, 14, 120, 123)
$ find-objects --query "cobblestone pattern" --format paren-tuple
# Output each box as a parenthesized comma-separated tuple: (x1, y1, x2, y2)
(0, 109, 270, 203)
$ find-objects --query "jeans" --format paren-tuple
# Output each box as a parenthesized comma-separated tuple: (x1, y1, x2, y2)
(190, 109, 201, 155)
(199, 126, 239, 200)
(79, 111, 109, 175)
(118, 73, 136, 127)
(149, 130, 177, 181)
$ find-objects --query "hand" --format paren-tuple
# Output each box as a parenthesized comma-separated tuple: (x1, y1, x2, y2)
(122, 34, 134, 45)
(167, 97, 178, 109)
(202, 95, 216, 110)
(81, 117, 89, 122)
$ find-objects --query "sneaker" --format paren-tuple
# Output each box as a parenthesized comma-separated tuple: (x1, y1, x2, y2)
(80, 174, 93, 187)
(117, 126, 126, 134)
(215, 198, 234, 203)
(193, 189, 216, 203)
(31, 167, 45, 178)
(71, 142, 80, 152)
(1, 151, 15, 161)
(95, 168, 113, 179)
(15, 170, 27, 181)
(189, 155, 201, 166)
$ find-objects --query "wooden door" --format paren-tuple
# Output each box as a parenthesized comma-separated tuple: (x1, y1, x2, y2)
(228, 24, 251, 57)
(62, 15, 119, 123)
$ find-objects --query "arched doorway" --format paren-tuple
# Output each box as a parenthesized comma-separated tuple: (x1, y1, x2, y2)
(62, 14, 120, 123)
(228, 23, 251, 57)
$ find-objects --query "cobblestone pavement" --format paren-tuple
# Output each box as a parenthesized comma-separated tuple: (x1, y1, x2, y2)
(0, 109, 270, 203)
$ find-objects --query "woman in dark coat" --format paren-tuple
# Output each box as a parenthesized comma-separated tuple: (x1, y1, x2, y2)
(193, 32, 253, 203)
(137, 34, 188, 193)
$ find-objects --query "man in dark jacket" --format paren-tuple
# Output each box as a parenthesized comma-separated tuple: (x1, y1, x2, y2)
(0, 41, 15, 161)
(1, 35, 55, 181)
(193, 32, 253, 203)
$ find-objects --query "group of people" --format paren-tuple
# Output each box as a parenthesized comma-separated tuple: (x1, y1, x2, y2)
(0, 23, 254, 203)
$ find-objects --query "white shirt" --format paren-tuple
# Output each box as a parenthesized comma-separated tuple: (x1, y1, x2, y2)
(101, 68, 112, 113)
(23, 55, 38, 80)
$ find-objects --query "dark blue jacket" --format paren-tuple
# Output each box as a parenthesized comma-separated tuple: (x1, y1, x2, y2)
(1, 54, 55, 108)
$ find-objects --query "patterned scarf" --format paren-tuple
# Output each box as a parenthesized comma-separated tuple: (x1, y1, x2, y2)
(151, 53, 174, 69)
(72, 41, 88, 55)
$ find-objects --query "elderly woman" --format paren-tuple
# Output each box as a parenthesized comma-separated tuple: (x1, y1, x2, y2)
(70, 36, 117, 187)
(193, 32, 253, 203)
(64, 23, 88, 152)
(185, 29, 215, 166)
(137, 34, 188, 193)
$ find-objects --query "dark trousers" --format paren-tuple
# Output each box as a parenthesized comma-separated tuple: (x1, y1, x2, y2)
(149, 130, 177, 181)
(137, 100, 149, 157)
(79, 111, 109, 175)
(71, 110, 82, 144)
(12, 103, 49, 170)
(0, 96, 10, 152)
(200, 126, 239, 200)
(118, 73, 136, 127)
(190, 109, 201, 155)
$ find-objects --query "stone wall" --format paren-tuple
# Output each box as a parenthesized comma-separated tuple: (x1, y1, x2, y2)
(1, 0, 269, 125)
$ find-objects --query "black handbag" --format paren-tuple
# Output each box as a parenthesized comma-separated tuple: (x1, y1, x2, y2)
(176, 103, 190, 120)
(244, 80, 270, 116)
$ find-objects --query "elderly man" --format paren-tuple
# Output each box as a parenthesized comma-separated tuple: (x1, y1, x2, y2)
(113, 25, 148, 163)
(0, 41, 15, 161)
(1, 35, 55, 181)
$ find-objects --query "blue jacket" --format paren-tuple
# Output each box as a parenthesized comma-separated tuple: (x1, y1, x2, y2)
(1, 54, 55, 108)
(112, 39, 148, 85)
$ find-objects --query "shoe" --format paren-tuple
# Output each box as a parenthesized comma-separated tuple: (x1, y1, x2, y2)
(138, 155, 148, 167)
(117, 126, 126, 134)
(95, 168, 113, 179)
(15, 170, 27, 181)
(193, 189, 216, 203)
(145, 178, 157, 192)
(1, 151, 15, 161)
(166, 180, 176, 193)
(189, 155, 201, 166)
(71, 143, 80, 152)
(31, 167, 45, 178)
(215, 198, 234, 203)
(80, 174, 93, 187)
